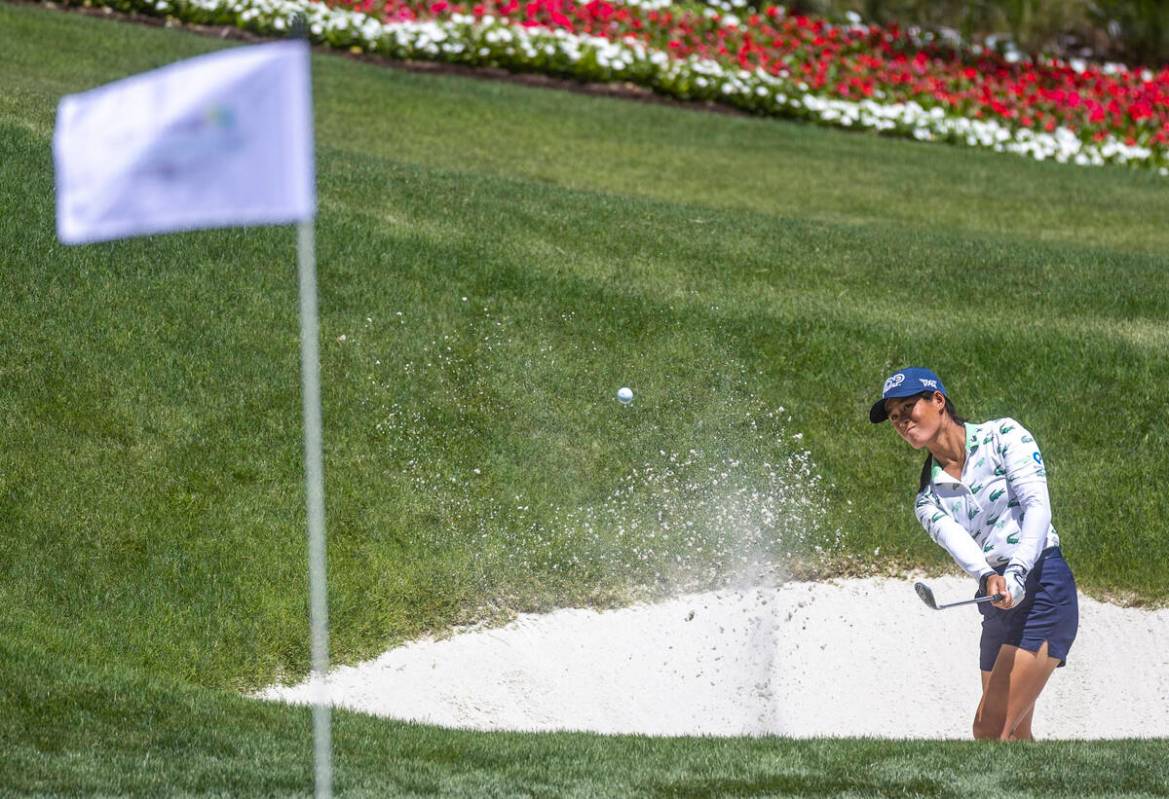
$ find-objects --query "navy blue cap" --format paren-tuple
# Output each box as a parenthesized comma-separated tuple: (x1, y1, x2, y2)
(869, 367, 947, 423)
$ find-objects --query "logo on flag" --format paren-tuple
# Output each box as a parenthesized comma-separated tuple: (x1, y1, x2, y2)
(54, 40, 315, 244)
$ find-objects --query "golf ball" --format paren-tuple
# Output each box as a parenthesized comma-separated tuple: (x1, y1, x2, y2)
(617, 387, 633, 404)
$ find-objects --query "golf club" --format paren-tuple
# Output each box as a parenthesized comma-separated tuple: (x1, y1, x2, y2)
(914, 581, 1004, 610)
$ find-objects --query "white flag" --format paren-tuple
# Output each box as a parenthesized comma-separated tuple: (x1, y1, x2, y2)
(54, 40, 315, 245)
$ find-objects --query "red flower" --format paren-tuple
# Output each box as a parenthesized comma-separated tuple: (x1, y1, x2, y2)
(338, 0, 1169, 161)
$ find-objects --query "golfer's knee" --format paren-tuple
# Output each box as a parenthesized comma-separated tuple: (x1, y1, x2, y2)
(972, 714, 1005, 740)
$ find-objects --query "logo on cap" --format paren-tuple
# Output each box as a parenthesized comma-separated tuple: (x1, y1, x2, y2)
(883, 373, 905, 394)
(918, 378, 938, 389)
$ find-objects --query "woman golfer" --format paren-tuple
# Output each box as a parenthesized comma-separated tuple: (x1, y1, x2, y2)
(870, 367, 1078, 741)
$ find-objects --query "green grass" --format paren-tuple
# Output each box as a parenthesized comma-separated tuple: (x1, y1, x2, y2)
(2, 1, 1169, 794)
(5, 632, 1169, 797)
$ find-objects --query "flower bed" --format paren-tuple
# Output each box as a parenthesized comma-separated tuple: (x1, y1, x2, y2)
(71, 0, 1169, 172)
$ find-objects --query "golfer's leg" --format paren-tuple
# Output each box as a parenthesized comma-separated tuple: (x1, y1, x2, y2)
(1011, 704, 1036, 741)
(973, 669, 1026, 739)
(973, 670, 993, 739)
(977, 668, 1037, 741)
(975, 642, 1060, 741)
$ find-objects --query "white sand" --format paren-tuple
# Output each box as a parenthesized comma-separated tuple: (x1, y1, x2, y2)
(258, 576, 1169, 739)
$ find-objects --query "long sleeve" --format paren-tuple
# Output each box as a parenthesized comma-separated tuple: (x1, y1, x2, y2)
(916, 492, 996, 580)
(1002, 422, 1053, 576)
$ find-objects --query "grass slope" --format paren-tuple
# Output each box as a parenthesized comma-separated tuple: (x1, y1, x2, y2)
(1, 2, 1168, 794)
(5, 634, 1169, 797)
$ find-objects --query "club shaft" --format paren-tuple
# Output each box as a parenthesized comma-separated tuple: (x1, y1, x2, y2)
(938, 593, 1004, 609)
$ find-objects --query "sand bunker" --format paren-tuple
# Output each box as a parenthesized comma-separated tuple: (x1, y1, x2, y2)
(259, 576, 1169, 738)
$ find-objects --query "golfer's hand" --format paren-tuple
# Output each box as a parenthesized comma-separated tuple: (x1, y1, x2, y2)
(987, 574, 1013, 609)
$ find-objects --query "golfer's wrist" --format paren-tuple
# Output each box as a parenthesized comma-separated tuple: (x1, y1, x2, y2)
(977, 571, 995, 596)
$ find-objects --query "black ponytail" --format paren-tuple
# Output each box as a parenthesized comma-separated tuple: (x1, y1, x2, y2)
(918, 393, 967, 492)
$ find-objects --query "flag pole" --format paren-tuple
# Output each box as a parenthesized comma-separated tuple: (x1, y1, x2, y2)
(296, 218, 333, 799)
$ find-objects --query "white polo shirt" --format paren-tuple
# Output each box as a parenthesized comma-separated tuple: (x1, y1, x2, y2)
(914, 418, 1059, 581)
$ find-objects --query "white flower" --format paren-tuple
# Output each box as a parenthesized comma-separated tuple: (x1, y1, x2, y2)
(85, 0, 1166, 177)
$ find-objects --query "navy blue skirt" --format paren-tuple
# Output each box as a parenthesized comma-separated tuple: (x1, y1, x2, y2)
(978, 546, 1079, 671)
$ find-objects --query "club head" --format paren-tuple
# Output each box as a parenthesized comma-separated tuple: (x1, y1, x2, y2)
(914, 581, 939, 610)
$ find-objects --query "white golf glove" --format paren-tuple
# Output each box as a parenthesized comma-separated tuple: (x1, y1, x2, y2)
(1003, 566, 1027, 607)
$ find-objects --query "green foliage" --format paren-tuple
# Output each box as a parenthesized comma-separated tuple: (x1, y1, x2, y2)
(1090, 0, 1169, 67)
(795, 0, 1169, 65)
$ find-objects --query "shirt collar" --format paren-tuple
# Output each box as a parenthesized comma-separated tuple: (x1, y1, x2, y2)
(930, 422, 980, 487)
